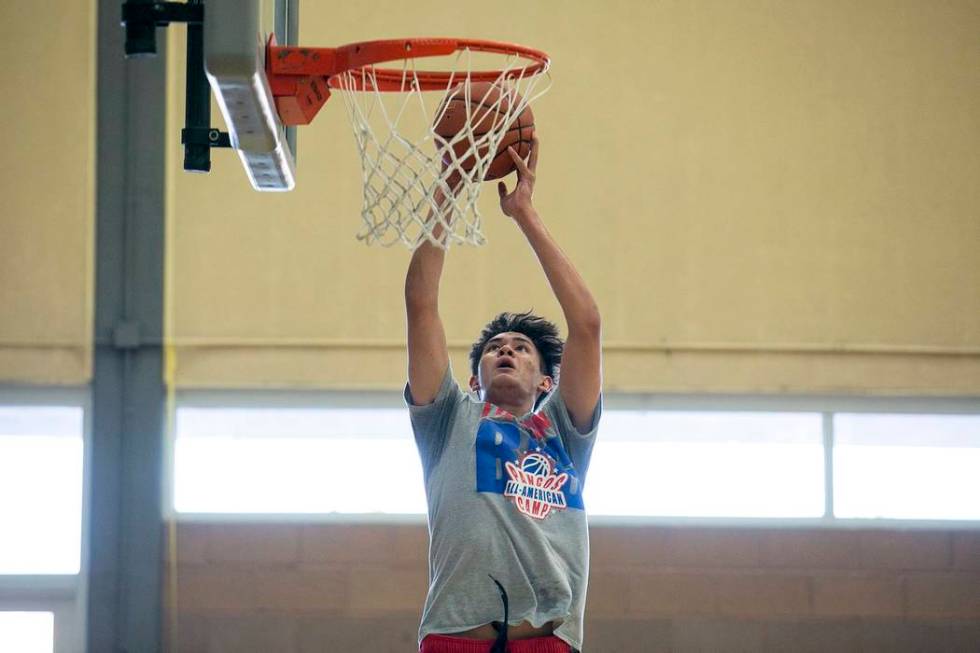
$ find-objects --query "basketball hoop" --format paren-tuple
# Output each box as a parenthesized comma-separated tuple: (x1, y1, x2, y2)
(266, 38, 551, 249)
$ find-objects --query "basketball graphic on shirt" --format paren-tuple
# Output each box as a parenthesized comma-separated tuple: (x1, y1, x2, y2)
(504, 451, 569, 520)
(474, 408, 584, 514)
(521, 451, 550, 476)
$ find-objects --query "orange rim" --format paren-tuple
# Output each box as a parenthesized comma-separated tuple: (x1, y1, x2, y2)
(268, 37, 550, 92)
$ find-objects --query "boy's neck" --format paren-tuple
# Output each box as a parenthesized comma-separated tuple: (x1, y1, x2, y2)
(486, 396, 535, 418)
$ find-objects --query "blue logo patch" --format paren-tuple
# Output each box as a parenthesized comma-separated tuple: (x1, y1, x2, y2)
(474, 415, 584, 512)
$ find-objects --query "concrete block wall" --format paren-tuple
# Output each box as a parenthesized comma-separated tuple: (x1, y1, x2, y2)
(169, 523, 980, 652)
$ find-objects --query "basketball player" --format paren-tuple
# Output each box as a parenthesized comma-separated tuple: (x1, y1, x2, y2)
(405, 138, 602, 653)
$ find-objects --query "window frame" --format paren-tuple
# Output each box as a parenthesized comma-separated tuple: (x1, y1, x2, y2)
(171, 388, 980, 530)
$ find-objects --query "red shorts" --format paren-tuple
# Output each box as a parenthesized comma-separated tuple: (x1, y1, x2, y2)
(420, 633, 572, 653)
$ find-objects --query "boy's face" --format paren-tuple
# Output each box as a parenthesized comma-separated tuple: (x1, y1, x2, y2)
(470, 331, 553, 407)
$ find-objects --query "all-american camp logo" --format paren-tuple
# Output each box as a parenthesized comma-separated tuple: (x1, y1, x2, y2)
(504, 451, 569, 520)
(475, 403, 583, 517)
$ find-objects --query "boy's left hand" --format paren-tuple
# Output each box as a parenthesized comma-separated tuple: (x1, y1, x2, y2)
(497, 137, 539, 221)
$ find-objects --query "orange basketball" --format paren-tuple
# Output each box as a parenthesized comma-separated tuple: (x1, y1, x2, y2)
(433, 82, 535, 181)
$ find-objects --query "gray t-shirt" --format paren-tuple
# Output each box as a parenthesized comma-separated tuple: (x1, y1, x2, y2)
(406, 366, 601, 652)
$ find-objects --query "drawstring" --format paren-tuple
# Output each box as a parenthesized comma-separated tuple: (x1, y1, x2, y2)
(488, 575, 509, 653)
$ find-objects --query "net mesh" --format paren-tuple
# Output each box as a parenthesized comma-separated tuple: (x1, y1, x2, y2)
(334, 49, 551, 249)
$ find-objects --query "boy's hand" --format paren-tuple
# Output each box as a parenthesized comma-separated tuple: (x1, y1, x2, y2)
(497, 137, 539, 221)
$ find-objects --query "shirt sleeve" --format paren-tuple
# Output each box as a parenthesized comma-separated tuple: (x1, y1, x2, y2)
(541, 387, 602, 483)
(404, 365, 464, 479)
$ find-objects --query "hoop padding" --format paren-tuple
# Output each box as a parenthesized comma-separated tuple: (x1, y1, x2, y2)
(334, 47, 550, 249)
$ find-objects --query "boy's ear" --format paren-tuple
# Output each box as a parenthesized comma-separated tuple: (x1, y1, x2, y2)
(469, 375, 481, 394)
(537, 375, 554, 394)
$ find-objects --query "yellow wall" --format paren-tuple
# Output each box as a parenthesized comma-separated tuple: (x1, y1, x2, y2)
(168, 0, 980, 394)
(0, 1, 95, 384)
(2, 1, 978, 395)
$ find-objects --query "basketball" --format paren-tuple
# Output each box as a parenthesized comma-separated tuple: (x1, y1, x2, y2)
(433, 82, 535, 181)
(520, 452, 552, 477)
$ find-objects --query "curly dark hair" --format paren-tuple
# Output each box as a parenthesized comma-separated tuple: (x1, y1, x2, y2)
(469, 311, 564, 382)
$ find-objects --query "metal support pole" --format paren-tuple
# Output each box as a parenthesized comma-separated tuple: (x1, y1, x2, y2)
(276, 0, 299, 159)
(822, 413, 835, 518)
(88, 1, 167, 650)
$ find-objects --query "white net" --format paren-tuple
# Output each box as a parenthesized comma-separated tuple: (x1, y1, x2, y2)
(334, 48, 551, 249)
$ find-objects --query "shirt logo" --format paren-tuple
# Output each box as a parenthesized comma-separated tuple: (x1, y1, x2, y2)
(504, 451, 569, 520)
(474, 403, 585, 514)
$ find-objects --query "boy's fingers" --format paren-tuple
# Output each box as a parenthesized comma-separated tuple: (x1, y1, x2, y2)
(528, 137, 539, 171)
(507, 146, 531, 177)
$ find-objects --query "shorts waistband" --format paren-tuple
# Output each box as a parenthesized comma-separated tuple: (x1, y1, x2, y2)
(420, 633, 572, 653)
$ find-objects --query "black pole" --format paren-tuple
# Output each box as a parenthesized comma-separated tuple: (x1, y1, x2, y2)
(182, 0, 211, 172)
(122, 0, 158, 57)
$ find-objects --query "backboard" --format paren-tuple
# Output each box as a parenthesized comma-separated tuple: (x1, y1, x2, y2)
(204, 0, 299, 191)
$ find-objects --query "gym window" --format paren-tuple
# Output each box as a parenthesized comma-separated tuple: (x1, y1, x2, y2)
(174, 401, 425, 514)
(0, 393, 86, 653)
(0, 612, 54, 653)
(0, 405, 84, 575)
(587, 411, 824, 518)
(172, 392, 980, 525)
(834, 413, 980, 520)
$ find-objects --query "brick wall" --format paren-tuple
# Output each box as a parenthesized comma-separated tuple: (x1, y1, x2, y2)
(169, 523, 980, 652)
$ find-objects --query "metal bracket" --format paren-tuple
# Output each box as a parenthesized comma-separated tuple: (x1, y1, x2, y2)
(181, 128, 231, 148)
(121, 1, 203, 57)
(122, 1, 227, 172)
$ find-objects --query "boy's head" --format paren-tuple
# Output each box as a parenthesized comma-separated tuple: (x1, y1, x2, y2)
(468, 311, 564, 409)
